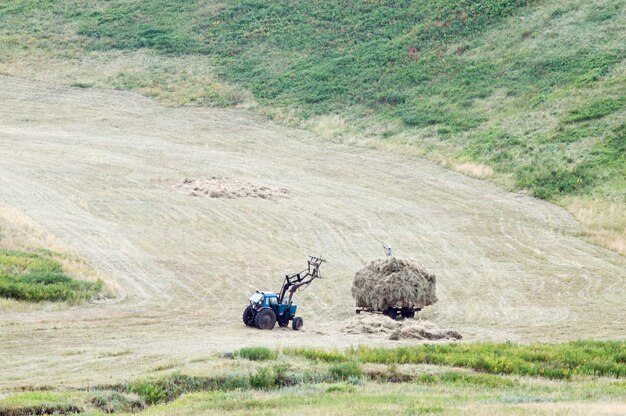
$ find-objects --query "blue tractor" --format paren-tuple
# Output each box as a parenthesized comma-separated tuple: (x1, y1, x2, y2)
(243, 256, 325, 330)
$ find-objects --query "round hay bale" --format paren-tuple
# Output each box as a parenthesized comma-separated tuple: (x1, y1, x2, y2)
(351, 257, 437, 311)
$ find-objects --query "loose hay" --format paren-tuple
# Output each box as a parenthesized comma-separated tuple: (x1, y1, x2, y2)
(352, 257, 437, 311)
(342, 314, 462, 341)
(171, 177, 288, 199)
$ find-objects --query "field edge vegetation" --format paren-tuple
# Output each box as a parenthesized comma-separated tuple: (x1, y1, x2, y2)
(1, 341, 624, 415)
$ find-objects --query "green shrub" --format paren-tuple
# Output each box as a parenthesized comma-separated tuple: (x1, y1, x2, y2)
(237, 347, 277, 361)
(0, 249, 102, 303)
(326, 383, 355, 393)
(220, 374, 249, 390)
(128, 373, 216, 405)
(565, 97, 625, 123)
(248, 367, 276, 390)
(271, 363, 292, 386)
(129, 381, 167, 405)
(329, 362, 363, 382)
(90, 391, 145, 413)
(283, 348, 347, 362)
(515, 162, 594, 199)
(439, 372, 515, 387)
(415, 374, 438, 384)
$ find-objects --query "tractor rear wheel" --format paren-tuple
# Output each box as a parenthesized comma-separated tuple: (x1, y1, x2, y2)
(242, 305, 255, 327)
(292, 316, 303, 331)
(255, 308, 276, 330)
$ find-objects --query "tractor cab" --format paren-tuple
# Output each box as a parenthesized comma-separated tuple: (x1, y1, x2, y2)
(248, 291, 295, 317)
(248, 291, 279, 307)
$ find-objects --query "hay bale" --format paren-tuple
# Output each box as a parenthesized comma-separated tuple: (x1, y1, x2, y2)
(351, 257, 437, 311)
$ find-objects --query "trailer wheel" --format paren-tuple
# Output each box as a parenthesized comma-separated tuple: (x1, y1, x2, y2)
(292, 316, 303, 330)
(401, 308, 415, 319)
(255, 308, 276, 330)
(385, 307, 398, 320)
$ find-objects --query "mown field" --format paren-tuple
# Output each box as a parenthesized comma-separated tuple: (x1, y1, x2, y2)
(1, 342, 624, 415)
(0, 0, 624, 255)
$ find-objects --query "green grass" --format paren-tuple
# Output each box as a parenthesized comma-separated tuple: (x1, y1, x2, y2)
(127, 365, 294, 405)
(329, 362, 363, 382)
(0, 391, 86, 416)
(416, 371, 516, 388)
(236, 347, 277, 361)
(564, 97, 626, 123)
(285, 340, 626, 380)
(0, 249, 102, 303)
(283, 347, 347, 363)
(2, 343, 625, 415)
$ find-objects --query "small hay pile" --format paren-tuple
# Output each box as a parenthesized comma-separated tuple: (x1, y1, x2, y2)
(342, 315, 461, 341)
(352, 257, 437, 311)
(175, 177, 288, 199)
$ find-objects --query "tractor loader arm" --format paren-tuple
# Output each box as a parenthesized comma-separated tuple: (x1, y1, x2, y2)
(278, 256, 325, 304)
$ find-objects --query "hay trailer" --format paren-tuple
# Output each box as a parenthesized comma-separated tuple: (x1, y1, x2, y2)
(352, 257, 438, 321)
(243, 256, 325, 330)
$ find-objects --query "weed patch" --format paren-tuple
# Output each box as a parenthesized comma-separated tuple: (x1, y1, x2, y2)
(287, 341, 626, 380)
(283, 348, 347, 363)
(90, 391, 145, 413)
(237, 347, 277, 361)
(0, 249, 102, 303)
(0, 403, 82, 416)
(565, 97, 626, 123)
(329, 362, 363, 382)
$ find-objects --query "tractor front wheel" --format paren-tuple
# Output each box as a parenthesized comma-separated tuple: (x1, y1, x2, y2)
(292, 316, 303, 331)
(242, 305, 255, 327)
(255, 308, 277, 330)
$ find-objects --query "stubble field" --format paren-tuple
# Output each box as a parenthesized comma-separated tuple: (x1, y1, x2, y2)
(0, 75, 624, 389)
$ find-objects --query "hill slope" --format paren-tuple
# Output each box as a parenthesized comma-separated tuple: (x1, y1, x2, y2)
(1, 76, 624, 387)
(0, 0, 624, 253)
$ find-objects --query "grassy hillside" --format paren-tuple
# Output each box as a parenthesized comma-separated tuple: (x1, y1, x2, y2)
(0, 0, 624, 253)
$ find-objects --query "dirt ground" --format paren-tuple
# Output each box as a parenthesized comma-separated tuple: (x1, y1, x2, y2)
(0, 76, 624, 388)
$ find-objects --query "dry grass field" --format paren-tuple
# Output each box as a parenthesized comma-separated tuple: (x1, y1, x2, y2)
(0, 76, 624, 390)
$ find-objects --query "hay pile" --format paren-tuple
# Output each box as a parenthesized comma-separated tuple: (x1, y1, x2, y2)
(342, 315, 461, 341)
(175, 177, 288, 199)
(352, 257, 437, 311)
